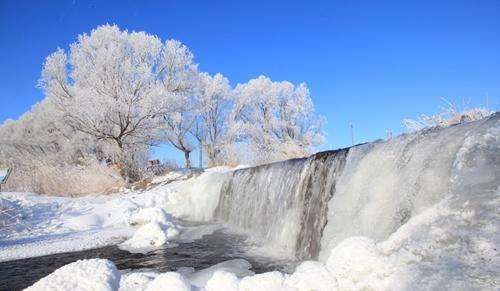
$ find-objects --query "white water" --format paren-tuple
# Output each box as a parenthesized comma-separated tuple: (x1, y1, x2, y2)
(215, 158, 311, 257)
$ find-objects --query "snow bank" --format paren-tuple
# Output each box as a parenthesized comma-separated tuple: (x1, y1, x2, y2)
(0, 167, 212, 261)
(0, 192, 137, 261)
(119, 271, 158, 291)
(25, 259, 120, 291)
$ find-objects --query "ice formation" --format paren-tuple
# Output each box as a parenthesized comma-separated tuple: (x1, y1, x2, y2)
(24, 259, 120, 291)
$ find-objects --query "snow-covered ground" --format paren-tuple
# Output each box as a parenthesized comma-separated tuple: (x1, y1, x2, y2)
(0, 167, 233, 262)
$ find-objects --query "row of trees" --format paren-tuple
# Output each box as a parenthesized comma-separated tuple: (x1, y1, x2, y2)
(0, 25, 324, 190)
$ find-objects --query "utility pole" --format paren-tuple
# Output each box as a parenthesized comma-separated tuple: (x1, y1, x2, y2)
(386, 129, 393, 140)
(199, 140, 203, 169)
(349, 123, 354, 146)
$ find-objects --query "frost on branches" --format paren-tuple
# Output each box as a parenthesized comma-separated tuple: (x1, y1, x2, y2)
(0, 24, 326, 194)
(192, 73, 234, 167)
(231, 76, 325, 163)
(402, 99, 493, 132)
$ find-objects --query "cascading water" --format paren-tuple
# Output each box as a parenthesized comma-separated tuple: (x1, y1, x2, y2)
(213, 113, 499, 262)
(214, 149, 349, 260)
(294, 149, 348, 259)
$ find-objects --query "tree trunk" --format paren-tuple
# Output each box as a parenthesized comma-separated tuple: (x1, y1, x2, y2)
(207, 144, 216, 167)
(115, 138, 123, 149)
(184, 150, 191, 169)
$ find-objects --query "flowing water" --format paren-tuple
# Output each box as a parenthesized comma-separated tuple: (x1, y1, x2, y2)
(214, 148, 349, 260)
(0, 227, 296, 291)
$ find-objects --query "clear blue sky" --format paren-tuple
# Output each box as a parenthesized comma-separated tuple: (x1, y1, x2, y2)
(1, 0, 499, 164)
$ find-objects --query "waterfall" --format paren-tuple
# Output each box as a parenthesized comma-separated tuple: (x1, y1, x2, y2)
(214, 149, 349, 260)
(213, 113, 499, 261)
(319, 112, 500, 261)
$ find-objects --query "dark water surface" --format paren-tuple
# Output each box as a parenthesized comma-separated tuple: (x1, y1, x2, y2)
(0, 229, 295, 291)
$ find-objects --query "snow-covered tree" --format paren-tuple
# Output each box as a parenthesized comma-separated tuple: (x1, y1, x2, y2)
(402, 99, 494, 132)
(3, 24, 330, 193)
(0, 99, 124, 195)
(39, 25, 197, 159)
(231, 76, 324, 163)
(161, 109, 196, 169)
(192, 72, 233, 166)
(155, 40, 199, 169)
(39, 24, 204, 175)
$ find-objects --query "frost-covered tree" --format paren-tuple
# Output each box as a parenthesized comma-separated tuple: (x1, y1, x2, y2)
(161, 109, 196, 169)
(0, 99, 124, 195)
(39, 24, 205, 176)
(155, 40, 199, 169)
(231, 76, 324, 163)
(192, 72, 233, 166)
(402, 99, 494, 132)
(39, 25, 197, 159)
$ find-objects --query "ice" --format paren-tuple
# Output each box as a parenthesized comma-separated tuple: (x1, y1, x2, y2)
(186, 259, 254, 287)
(126, 207, 174, 226)
(119, 222, 177, 252)
(203, 271, 240, 291)
(320, 114, 499, 260)
(145, 272, 192, 291)
(163, 167, 233, 221)
(284, 261, 337, 291)
(120, 272, 157, 291)
(25, 259, 120, 291)
(238, 271, 286, 290)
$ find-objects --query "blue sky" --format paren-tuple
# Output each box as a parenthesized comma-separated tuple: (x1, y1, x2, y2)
(1, 0, 499, 165)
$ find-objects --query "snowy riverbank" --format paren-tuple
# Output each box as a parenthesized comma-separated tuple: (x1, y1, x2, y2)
(0, 167, 233, 262)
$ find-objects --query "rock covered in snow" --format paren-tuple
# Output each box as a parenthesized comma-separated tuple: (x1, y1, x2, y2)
(145, 272, 192, 291)
(187, 259, 254, 287)
(127, 207, 173, 226)
(203, 271, 240, 291)
(120, 207, 180, 252)
(25, 259, 120, 291)
(120, 271, 158, 291)
(238, 271, 286, 291)
(119, 221, 179, 252)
